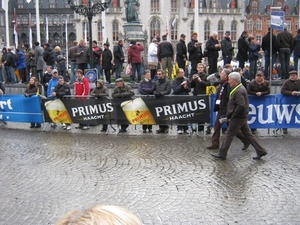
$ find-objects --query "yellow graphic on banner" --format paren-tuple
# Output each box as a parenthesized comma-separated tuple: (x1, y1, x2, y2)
(45, 99, 73, 124)
(206, 86, 216, 95)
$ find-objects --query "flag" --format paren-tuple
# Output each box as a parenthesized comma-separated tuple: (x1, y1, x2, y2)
(84, 22, 87, 43)
(46, 17, 49, 43)
(14, 8, 18, 47)
(172, 17, 177, 27)
(29, 13, 32, 48)
(166, 16, 169, 37)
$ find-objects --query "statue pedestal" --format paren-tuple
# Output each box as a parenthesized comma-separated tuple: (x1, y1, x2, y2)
(123, 23, 145, 41)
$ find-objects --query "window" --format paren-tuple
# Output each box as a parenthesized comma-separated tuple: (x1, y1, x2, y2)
(252, 2, 258, 15)
(170, 18, 177, 41)
(296, 20, 299, 30)
(267, 20, 270, 28)
(111, 0, 120, 8)
(82, 21, 89, 41)
(17, 0, 24, 8)
(171, 0, 177, 12)
(49, 0, 56, 8)
(69, 32, 76, 45)
(112, 20, 119, 41)
(231, 20, 237, 41)
(54, 33, 60, 45)
(208, 0, 213, 8)
(247, 20, 253, 30)
(189, 0, 194, 8)
(256, 35, 262, 43)
(65, 0, 70, 8)
(98, 20, 103, 42)
(218, 20, 224, 40)
(150, 17, 160, 40)
(53, 16, 60, 25)
(21, 33, 27, 46)
(190, 20, 194, 34)
(62, 15, 68, 24)
(286, 21, 291, 31)
(151, 0, 160, 12)
(63, 32, 66, 47)
(21, 16, 28, 24)
(256, 19, 262, 30)
(204, 20, 210, 41)
(69, 15, 74, 24)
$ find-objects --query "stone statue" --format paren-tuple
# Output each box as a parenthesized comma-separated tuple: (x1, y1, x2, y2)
(124, 0, 140, 23)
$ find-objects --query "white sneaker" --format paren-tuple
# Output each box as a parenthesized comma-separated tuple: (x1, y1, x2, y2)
(51, 123, 57, 128)
(62, 123, 66, 129)
(177, 130, 183, 134)
(66, 125, 71, 130)
(82, 126, 88, 130)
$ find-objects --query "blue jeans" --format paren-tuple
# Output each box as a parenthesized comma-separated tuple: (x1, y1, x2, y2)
(70, 61, 77, 84)
(5, 66, 16, 83)
(294, 55, 300, 72)
(95, 64, 102, 79)
(115, 61, 122, 79)
(223, 55, 232, 66)
(264, 50, 276, 79)
(130, 63, 141, 82)
(249, 60, 257, 80)
(37, 70, 44, 82)
(0, 67, 3, 82)
(279, 48, 291, 79)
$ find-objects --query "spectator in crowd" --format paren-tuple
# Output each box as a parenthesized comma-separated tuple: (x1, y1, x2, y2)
(128, 40, 144, 83)
(206, 32, 221, 75)
(139, 70, 155, 133)
(74, 69, 90, 130)
(52, 75, 72, 130)
(34, 42, 45, 82)
(112, 78, 135, 133)
(247, 70, 270, 134)
(157, 34, 174, 78)
(211, 72, 267, 160)
(42, 66, 53, 97)
(91, 79, 109, 132)
(68, 40, 78, 84)
(262, 27, 277, 79)
(293, 29, 300, 72)
(101, 42, 113, 84)
(24, 77, 42, 128)
(248, 36, 261, 80)
(207, 69, 250, 150)
(236, 31, 249, 69)
(15, 48, 27, 83)
(113, 39, 125, 79)
(191, 63, 210, 132)
(233, 67, 248, 88)
(176, 34, 187, 72)
(154, 69, 171, 133)
(3, 48, 17, 84)
(188, 32, 203, 76)
(0, 52, 3, 83)
(277, 23, 293, 79)
(23, 44, 33, 83)
(28, 49, 36, 80)
(43, 43, 55, 69)
(221, 31, 234, 66)
(54, 46, 67, 81)
(172, 68, 191, 133)
(148, 38, 159, 79)
(75, 39, 90, 72)
(55, 204, 142, 225)
(47, 69, 59, 99)
(281, 70, 300, 134)
(1, 48, 7, 83)
(92, 40, 103, 79)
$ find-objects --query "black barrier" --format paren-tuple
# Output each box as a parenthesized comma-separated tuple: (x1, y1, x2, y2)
(42, 95, 210, 125)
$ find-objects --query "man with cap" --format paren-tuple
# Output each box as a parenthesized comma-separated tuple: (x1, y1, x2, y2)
(277, 23, 293, 79)
(281, 70, 300, 134)
(112, 78, 135, 133)
(188, 32, 203, 76)
(221, 31, 234, 66)
(176, 34, 187, 72)
(47, 69, 59, 98)
(101, 42, 112, 84)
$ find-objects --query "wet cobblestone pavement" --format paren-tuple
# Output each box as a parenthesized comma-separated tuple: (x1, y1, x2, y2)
(0, 123, 300, 224)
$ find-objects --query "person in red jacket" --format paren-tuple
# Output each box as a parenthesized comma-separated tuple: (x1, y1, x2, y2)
(127, 40, 144, 83)
(74, 69, 90, 130)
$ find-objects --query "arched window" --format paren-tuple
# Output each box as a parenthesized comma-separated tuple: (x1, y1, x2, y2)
(112, 20, 119, 41)
(204, 20, 210, 41)
(150, 17, 160, 40)
(247, 19, 253, 30)
(82, 21, 89, 41)
(53, 33, 60, 45)
(69, 15, 74, 24)
(231, 20, 237, 42)
(21, 15, 28, 24)
(252, 1, 258, 15)
(256, 19, 262, 30)
(98, 20, 103, 42)
(218, 20, 224, 40)
(21, 33, 27, 46)
(62, 15, 68, 23)
(190, 20, 194, 34)
(69, 32, 76, 45)
(170, 18, 178, 41)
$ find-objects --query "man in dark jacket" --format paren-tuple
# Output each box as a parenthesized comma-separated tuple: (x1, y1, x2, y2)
(188, 32, 203, 76)
(43, 43, 55, 68)
(176, 34, 187, 71)
(3, 48, 17, 84)
(236, 31, 249, 69)
(277, 23, 293, 79)
(221, 31, 233, 65)
(75, 39, 90, 72)
(206, 32, 221, 75)
(157, 35, 174, 78)
(262, 28, 277, 79)
(211, 72, 267, 160)
(113, 39, 125, 79)
(154, 69, 171, 133)
(68, 41, 78, 84)
(293, 29, 300, 71)
(101, 42, 113, 84)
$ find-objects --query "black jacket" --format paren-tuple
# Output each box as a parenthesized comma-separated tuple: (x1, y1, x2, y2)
(54, 82, 71, 98)
(176, 40, 187, 61)
(191, 72, 210, 95)
(157, 41, 174, 60)
(206, 37, 220, 59)
(236, 34, 248, 61)
(113, 44, 125, 63)
(261, 32, 277, 53)
(188, 39, 203, 61)
(293, 34, 300, 57)
(102, 49, 113, 70)
(221, 37, 233, 57)
(43, 47, 55, 65)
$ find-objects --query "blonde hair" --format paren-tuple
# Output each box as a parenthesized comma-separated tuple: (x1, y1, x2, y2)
(55, 205, 142, 225)
(54, 46, 61, 52)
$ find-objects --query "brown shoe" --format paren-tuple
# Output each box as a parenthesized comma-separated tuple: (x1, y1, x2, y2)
(206, 145, 219, 150)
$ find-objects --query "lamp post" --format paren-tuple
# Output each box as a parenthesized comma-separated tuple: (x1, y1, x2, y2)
(68, 0, 111, 69)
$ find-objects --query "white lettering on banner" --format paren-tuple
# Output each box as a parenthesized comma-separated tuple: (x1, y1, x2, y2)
(83, 115, 104, 120)
(170, 113, 195, 120)
(155, 100, 206, 117)
(248, 103, 300, 124)
(71, 103, 113, 117)
(0, 99, 13, 110)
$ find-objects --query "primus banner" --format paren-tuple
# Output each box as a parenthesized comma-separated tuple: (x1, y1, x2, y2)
(42, 95, 210, 125)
